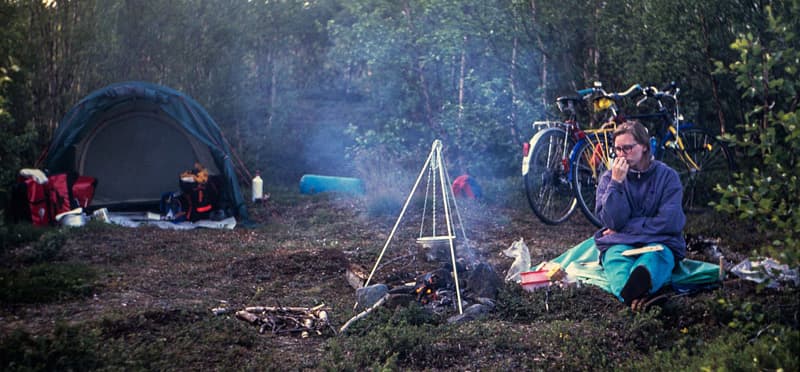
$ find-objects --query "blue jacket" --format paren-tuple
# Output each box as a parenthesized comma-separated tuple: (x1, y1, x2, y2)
(593, 159, 686, 260)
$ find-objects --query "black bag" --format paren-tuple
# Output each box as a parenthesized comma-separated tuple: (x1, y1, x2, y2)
(179, 176, 220, 222)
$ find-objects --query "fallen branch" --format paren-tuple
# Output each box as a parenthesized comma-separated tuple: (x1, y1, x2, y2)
(224, 303, 333, 337)
(245, 304, 327, 313)
(339, 294, 390, 334)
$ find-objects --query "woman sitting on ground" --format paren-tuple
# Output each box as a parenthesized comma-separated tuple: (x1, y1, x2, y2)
(594, 120, 686, 310)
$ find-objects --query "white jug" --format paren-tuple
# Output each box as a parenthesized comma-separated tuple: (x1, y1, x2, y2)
(252, 171, 263, 202)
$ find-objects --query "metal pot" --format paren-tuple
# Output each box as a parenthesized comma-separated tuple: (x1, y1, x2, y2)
(56, 208, 87, 227)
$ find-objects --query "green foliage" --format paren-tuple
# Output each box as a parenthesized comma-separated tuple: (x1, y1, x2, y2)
(28, 229, 67, 263)
(0, 262, 97, 303)
(0, 0, 790, 188)
(0, 324, 101, 371)
(627, 294, 799, 371)
(713, 296, 767, 334)
(0, 225, 66, 264)
(0, 22, 37, 194)
(0, 222, 47, 254)
(628, 327, 799, 371)
(321, 304, 444, 370)
(713, 4, 800, 265)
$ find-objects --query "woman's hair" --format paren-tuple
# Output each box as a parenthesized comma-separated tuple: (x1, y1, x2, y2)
(614, 120, 651, 155)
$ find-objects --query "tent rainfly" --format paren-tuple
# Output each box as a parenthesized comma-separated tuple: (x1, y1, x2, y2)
(42, 81, 248, 221)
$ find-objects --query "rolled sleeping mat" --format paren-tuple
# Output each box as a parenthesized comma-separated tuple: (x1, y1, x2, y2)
(299, 174, 365, 195)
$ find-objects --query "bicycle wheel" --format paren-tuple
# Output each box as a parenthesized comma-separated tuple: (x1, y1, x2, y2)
(572, 134, 614, 228)
(660, 128, 735, 211)
(523, 128, 576, 224)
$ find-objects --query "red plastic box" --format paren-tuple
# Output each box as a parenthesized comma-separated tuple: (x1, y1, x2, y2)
(520, 270, 550, 291)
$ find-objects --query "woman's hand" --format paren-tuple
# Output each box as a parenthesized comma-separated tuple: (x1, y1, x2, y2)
(611, 157, 629, 182)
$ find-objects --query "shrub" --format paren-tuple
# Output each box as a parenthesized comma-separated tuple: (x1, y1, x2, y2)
(713, 6, 800, 266)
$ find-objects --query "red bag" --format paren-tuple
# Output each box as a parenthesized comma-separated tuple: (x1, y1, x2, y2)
(71, 176, 97, 208)
(451, 174, 482, 199)
(21, 177, 54, 226)
(47, 173, 72, 216)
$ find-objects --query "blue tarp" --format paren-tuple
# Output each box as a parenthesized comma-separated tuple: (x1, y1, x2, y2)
(535, 237, 721, 294)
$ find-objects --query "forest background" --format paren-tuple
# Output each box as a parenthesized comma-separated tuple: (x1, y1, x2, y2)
(1, 0, 798, 263)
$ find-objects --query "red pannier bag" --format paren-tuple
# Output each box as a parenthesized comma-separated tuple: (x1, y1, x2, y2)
(20, 177, 54, 226)
(71, 175, 97, 209)
(47, 173, 73, 217)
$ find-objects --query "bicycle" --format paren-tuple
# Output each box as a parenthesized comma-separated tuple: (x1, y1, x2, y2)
(571, 82, 736, 226)
(637, 83, 735, 211)
(522, 82, 641, 225)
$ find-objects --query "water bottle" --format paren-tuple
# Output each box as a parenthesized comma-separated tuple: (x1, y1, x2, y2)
(252, 171, 263, 202)
(650, 136, 657, 156)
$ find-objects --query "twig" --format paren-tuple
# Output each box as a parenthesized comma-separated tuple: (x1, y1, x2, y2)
(339, 294, 390, 334)
(749, 325, 773, 344)
(210, 307, 232, 316)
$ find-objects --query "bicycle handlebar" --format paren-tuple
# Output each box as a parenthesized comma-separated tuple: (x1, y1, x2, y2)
(637, 81, 680, 106)
(576, 83, 642, 100)
(635, 81, 684, 128)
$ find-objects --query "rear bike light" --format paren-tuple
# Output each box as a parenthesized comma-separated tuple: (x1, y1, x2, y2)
(522, 142, 530, 157)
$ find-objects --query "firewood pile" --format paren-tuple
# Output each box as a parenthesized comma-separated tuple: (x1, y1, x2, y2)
(213, 304, 333, 337)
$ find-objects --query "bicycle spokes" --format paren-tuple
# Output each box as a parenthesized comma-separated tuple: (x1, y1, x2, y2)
(661, 128, 735, 211)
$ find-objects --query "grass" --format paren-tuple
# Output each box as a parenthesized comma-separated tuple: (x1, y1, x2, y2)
(0, 183, 798, 371)
(0, 262, 98, 303)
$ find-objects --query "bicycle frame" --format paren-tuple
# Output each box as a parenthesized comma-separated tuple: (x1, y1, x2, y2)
(627, 107, 704, 172)
(567, 122, 616, 184)
(522, 82, 643, 226)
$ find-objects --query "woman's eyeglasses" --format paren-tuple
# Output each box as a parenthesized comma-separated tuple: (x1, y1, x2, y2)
(613, 143, 638, 154)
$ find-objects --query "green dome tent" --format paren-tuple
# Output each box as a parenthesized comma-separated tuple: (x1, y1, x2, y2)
(43, 81, 249, 221)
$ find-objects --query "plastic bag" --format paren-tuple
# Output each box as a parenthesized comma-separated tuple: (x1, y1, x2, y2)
(731, 258, 799, 288)
(502, 238, 531, 283)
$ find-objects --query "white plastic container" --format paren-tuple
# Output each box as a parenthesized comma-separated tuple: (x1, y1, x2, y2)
(252, 171, 263, 202)
(92, 208, 110, 223)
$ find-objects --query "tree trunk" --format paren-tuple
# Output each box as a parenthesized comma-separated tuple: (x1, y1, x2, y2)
(458, 37, 466, 122)
(530, 0, 547, 108)
(584, 1, 601, 82)
(28, 0, 79, 139)
(509, 36, 521, 146)
(699, 13, 726, 134)
(269, 50, 277, 130)
(402, 1, 438, 137)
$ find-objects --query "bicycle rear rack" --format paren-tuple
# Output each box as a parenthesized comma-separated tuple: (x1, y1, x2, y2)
(532, 120, 566, 133)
